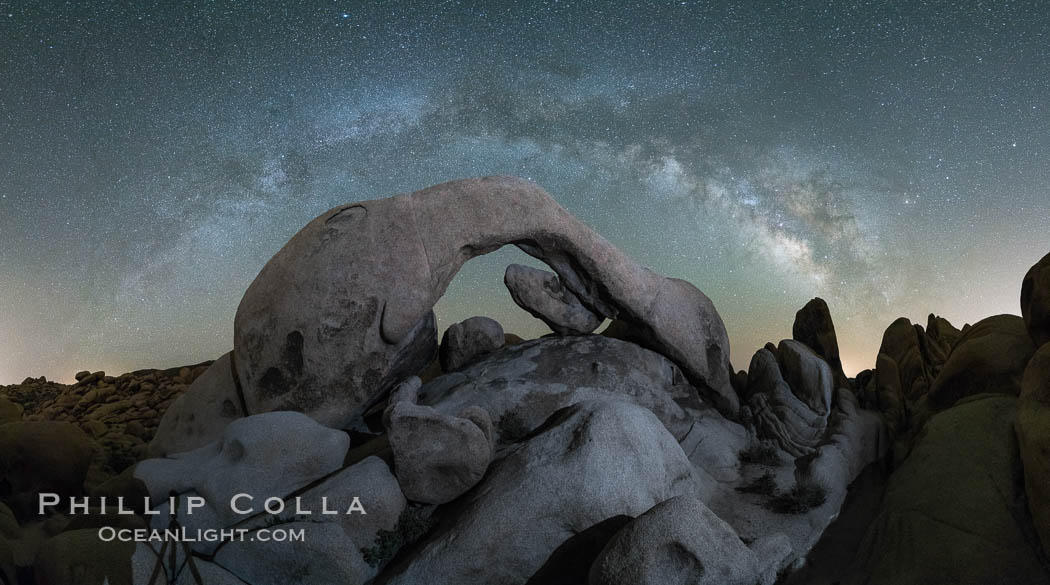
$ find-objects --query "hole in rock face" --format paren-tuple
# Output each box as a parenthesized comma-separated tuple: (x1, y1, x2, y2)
(220, 399, 238, 418)
(282, 331, 304, 377)
(258, 367, 287, 400)
(222, 438, 245, 462)
(431, 246, 565, 341)
(255, 331, 305, 401)
(706, 343, 726, 377)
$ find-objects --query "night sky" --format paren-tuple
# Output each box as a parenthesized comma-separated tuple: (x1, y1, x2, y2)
(2, 1, 1049, 384)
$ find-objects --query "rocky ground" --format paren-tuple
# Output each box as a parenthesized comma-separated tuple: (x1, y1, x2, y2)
(2, 177, 1049, 585)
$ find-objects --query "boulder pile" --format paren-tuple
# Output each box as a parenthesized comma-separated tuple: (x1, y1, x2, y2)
(5, 177, 1048, 584)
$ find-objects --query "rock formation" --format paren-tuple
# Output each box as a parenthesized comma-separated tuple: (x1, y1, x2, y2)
(928, 314, 1035, 408)
(375, 400, 707, 585)
(1022, 251, 1050, 347)
(10, 181, 1049, 585)
(792, 297, 849, 391)
(744, 341, 833, 457)
(1017, 342, 1050, 558)
(876, 317, 937, 401)
(438, 316, 505, 372)
(385, 384, 494, 504)
(846, 395, 1049, 585)
(233, 176, 736, 428)
(588, 495, 786, 585)
(149, 352, 243, 457)
(130, 411, 404, 583)
(415, 335, 704, 444)
(504, 263, 603, 335)
(0, 421, 94, 515)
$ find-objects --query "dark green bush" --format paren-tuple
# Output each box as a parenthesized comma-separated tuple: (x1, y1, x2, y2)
(767, 478, 828, 514)
(361, 504, 436, 568)
(738, 442, 781, 466)
(496, 410, 531, 443)
(735, 471, 778, 496)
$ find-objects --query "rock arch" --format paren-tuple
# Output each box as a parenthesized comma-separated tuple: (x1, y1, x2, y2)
(233, 176, 736, 428)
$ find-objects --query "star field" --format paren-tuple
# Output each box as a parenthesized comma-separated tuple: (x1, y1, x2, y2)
(2, 1, 1049, 383)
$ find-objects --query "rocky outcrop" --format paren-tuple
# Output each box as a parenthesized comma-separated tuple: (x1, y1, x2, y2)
(376, 400, 707, 585)
(588, 495, 785, 585)
(792, 297, 848, 391)
(416, 335, 705, 444)
(134, 412, 349, 553)
(0, 397, 22, 424)
(928, 314, 1035, 408)
(1, 363, 209, 484)
(873, 352, 907, 437)
(150, 352, 244, 457)
(386, 386, 493, 504)
(130, 412, 405, 584)
(1022, 251, 1050, 348)
(926, 313, 962, 357)
(778, 340, 834, 417)
(877, 318, 936, 400)
(233, 176, 736, 429)
(862, 314, 970, 443)
(678, 411, 749, 483)
(32, 528, 135, 585)
(0, 421, 94, 515)
(846, 394, 1049, 585)
(439, 316, 505, 372)
(524, 515, 633, 585)
(1017, 342, 1050, 557)
(214, 522, 369, 585)
(744, 341, 833, 457)
(504, 263, 603, 335)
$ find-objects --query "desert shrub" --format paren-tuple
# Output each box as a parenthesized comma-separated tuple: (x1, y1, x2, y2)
(361, 504, 436, 568)
(496, 410, 531, 443)
(767, 478, 828, 514)
(738, 442, 781, 466)
(104, 448, 138, 475)
(735, 471, 778, 496)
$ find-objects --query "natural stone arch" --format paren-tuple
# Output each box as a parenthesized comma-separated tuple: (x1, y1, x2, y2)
(233, 176, 736, 428)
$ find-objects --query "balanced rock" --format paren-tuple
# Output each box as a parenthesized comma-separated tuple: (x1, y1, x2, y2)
(792, 297, 848, 390)
(504, 263, 602, 335)
(233, 176, 736, 430)
(377, 400, 705, 585)
(387, 391, 493, 504)
(1017, 342, 1050, 557)
(588, 495, 780, 585)
(150, 352, 244, 457)
(928, 314, 1035, 408)
(439, 316, 505, 372)
(1022, 251, 1050, 347)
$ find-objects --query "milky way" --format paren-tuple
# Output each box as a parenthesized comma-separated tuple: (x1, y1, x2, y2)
(2, 1, 1049, 383)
